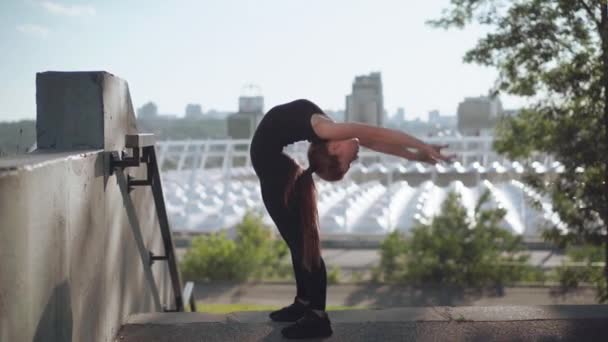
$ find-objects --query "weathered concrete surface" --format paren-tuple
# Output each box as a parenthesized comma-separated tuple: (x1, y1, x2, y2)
(116, 306, 608, 341)
(0, 72, 173, 342)
(36, 71, 138, 151)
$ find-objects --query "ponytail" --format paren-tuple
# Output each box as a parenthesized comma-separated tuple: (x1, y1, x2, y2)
(284, 166, 321, 272)
(282, 141, 343, 272)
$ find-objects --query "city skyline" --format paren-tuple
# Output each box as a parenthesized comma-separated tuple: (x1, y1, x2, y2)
(0, 0, 527, 122)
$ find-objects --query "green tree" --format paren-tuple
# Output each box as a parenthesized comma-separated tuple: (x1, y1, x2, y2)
(431, 0, 608, 300)
(378, 230, 408, 282)
(180, 212, 289, 282)
(235, 212, 289, 280)
(0, 120, 36, 157)
(378, 191, 528, 288)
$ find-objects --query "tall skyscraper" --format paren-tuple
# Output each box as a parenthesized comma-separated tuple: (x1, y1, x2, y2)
(345, 72, 384, 126)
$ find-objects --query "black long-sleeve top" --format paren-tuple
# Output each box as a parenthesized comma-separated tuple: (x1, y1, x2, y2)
(249, 99, 327, 235)
(250, 99, 327, 181)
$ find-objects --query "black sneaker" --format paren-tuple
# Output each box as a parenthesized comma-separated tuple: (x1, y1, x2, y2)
(281, 310, 333, 339)
(269, 297, 309, 322)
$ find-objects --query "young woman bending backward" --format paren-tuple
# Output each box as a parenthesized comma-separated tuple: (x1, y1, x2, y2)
(249, 99, 454, 339)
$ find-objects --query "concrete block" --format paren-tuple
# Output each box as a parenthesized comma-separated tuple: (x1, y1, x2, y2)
(126, 134, 155, 148)
(36, 71, 138, 152)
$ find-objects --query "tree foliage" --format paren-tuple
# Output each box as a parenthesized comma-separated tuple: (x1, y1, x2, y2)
(378, 191, 529, 288)
(431, 0, 608, 299)
(0, 120, 35, 157)
(180, 212, 289, 282)
(556, 244, 607, 300)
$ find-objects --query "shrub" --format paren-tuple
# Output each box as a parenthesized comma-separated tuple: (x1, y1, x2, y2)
(556, 244, 607, 301)
(327, 266, 341, 285)
(378, 190, 529, 289)
(350, 271, 365, 283)
(180, 212, 289, 282)
(378, 231, 407, 282)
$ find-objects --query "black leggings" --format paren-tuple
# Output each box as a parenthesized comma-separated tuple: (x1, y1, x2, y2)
(259, 179, 327, 310)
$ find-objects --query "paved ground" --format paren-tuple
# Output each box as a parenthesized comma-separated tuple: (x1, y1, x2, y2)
(116, 305, 608, 342)
(193, 283, 598, 308)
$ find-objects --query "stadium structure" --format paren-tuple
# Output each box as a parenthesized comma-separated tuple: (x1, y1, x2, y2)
(159, 136, 566, 242)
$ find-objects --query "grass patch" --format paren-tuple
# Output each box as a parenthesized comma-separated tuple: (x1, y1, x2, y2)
(195, 303, 366, 314)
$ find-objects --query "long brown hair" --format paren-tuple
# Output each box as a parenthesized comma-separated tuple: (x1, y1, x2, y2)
(284, 141, 344, 271)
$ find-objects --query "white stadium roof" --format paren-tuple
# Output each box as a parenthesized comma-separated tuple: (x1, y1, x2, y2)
(162, 162, 566, 238)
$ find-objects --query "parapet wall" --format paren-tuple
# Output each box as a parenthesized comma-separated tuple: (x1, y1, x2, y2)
(0, 72, 173, 342)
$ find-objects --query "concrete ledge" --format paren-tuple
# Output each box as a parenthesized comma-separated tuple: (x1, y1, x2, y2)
(116, 306, 608, 341)
(0, 150, 101, 176)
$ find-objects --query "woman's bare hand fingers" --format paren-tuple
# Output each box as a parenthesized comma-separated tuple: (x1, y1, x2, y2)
(433, 144, 448, 153)
(414, 144, 457, 165)
(429, 149, 457, 164)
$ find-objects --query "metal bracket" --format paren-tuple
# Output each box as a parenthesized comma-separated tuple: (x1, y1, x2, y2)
(148, 250, 168, 266)
(110, 147, 142, 170)
(127, 172, 152, 193)
(109, 133, 156, 172)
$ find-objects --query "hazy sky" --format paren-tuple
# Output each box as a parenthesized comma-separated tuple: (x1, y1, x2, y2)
(0, 0, 525, 122)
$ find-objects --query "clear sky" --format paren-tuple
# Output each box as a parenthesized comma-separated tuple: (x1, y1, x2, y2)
(0, 0, 524, 122)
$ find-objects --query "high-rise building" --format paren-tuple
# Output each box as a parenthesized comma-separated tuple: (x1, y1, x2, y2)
(185, 104, 203, 119)
(428, 110, 440, 123)
(227, 84, 265, 139)
(345, 72, 384, 126)
(137, 102, 158, 119)
(394, 107, 405, 124)
(428, 110, 457, 128)
(457, 95, 503, 136)
(324, 109, 345, 122)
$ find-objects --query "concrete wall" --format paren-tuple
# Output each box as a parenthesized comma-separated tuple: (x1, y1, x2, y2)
(0, 72, 173, 342)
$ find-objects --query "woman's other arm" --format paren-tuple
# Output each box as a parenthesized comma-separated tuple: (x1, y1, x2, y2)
(364, 141, 454, 164)
(311, 114, 454, 163)
(364, 141, 420, 160)
(312, 115, 427, 150)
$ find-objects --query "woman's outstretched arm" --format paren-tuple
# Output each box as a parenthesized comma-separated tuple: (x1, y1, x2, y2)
(312, 115, 427, 150)
(311, 114, 454, 163)
(364, 140, 421, 159)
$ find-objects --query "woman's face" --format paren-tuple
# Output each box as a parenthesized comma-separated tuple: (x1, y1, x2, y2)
(327, 138, 360, 173)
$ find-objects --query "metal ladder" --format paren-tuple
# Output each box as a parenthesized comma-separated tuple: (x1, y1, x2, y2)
(111, 133, 196, 312)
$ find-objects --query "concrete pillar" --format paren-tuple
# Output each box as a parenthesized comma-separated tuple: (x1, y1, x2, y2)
(36, 71, 138, 151)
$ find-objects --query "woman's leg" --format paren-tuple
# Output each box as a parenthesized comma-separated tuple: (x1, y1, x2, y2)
(302, 255, 327, 311)
(289, 245, 309, 302)
(259, 181, 309, 302)
(275, 212, 328, 309)
(281, 251, 332, 339)
(284, 222, 328, 310)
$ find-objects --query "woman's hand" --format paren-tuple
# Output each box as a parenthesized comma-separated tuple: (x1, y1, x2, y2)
(414, 144, 456, 165)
